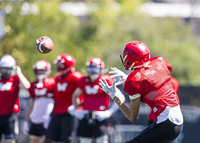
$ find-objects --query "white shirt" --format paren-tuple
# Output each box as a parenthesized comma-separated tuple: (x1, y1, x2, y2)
(30, 97, 54, 124)
(157, 105, 183, 125)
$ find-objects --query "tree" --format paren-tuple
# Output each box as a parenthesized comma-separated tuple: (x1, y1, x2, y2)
(0, 0, 200, 85)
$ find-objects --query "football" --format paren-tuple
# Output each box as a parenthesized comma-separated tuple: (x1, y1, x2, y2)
(36, 36, 54, 54)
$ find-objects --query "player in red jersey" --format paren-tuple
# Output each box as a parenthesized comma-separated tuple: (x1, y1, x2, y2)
(148, 59, 179, 125)
(0, 55, 30, 143)
(147, 59, 180, 143)
(22, 60, 55, 143)
(45, 54, 84, 143)
(99, 41, 183, 143)
(72, 57, 125, 143)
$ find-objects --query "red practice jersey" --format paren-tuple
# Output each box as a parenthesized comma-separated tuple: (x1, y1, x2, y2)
(77, 74, 113, 111)
(0, 76, 20, 115)
(148, 76, 180, 121)
(54, 71, 83, 114)
(28, 78, 56, 99)
(171, 77, 179, 93)
(124, 57, 180, 117)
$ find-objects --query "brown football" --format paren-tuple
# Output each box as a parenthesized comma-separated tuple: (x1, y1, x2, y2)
(36, 36, 53, 54)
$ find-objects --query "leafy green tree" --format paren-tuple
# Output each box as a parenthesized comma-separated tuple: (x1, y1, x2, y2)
(0, 0, 200, 85)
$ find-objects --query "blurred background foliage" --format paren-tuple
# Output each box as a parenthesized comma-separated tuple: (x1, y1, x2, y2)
(0, 0, 200, 85)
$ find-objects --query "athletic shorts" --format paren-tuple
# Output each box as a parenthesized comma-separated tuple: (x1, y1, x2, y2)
(45, 113, 74, 142)
(29, 122, 46, 137)
(77, 112, 108, 138)
(0, 113, 18, 141)
(126, 119, 183, 143)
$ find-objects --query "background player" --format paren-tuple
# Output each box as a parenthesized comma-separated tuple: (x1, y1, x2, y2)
(99, 41, 183, 143)
(0, 55, 30, 143)
(72, 57, 125, 143)
(22, 60, 55, 143)
(45, 53, 83, 143)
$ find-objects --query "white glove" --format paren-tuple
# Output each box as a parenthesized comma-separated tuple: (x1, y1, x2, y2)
(22, 121, 29, 135)
(67, 105, 75, 116)
(95, 110, 113, 122)
(109, 67, 128, 85)
(74, 109, 87, 120)
(99, 78, 116, 99)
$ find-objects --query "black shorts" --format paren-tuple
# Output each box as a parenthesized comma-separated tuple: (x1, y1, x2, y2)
(0, 113, 18, 140)
(147, 119, 155, 126)
(29, 122, 46, 137)
(77, 112, 108, 138)
(45, 113, 74, 142)
(126, 119, 183, 143)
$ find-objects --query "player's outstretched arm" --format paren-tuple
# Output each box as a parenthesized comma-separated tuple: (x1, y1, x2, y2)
(99, 78, 140, 122)
(16, 66, 30, 89)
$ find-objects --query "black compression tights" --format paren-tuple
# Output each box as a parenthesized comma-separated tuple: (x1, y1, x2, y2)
(126, 119, 183, 143)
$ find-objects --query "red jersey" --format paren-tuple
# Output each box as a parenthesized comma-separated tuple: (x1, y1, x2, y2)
(0, 76, 20, 115)
(54, 71, 83, 114)
(148, 75, 179, 121)
(171, 77, 179, 93)
(124, 57, 180, 116)
(77, 74, 113, 111)
(28, 78, 56, 98)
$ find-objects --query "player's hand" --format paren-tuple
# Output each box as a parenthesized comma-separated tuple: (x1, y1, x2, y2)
(99, 78, 116, 99)
(95, 110, 113, 122)
(109, 67, 128, 85)
(15, 66, 22, 76)
(22, 121, 29, 135)
(67, 105, 75, 116)
(74, 109, 87, 120)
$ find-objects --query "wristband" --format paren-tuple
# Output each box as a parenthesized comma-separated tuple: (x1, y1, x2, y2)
(114, 96, 118, 102)
(110, 94, 116, 99)
(129, 94, 141, 100)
